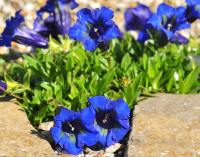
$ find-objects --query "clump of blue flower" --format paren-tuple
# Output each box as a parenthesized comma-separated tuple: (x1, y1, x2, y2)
(69, 7, 122, 52)
(50, 96, 131, 155)
(138, 3, 190, 46)
(0, 11, 48, 48)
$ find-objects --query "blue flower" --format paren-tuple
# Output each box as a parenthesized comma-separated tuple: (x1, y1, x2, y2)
(34, 0, 73, 40)
(138, 3, 190, 46)
(0, 11, 48, 48)
(125, 4, 152, 31)
(0, 80, 7, 94)
(34, 9, 71, 40)
(50, 108, 98, 155)
(37, 0, 78, 14)
(81, 96, 131, 148)
(185, 0, 200, 23)
(69, 7, 122, 52)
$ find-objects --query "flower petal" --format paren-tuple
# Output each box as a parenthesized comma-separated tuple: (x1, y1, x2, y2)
(54, 108, 80, 122)
(80, 107, 95, 125)
(112, 98, 130, 120)
(103, 24, 122, 41)
(69, 21, 89, 41)
(88, 96, 113, 111)
(77, 8, 93, 23)
(50, 127, 62, 144)
(63, 139, 83, 155)
(171, 33, 189, 44)
(125, 4, 152, 31)
(95, 6, 114, 23)
(137, 30, 149, 42)
(82, 37, 98, 52)
(157, 3, 175, 17)
(54, 8, 71, 36)
(77, 132, 98, 147)
(109, 127, 130, 144)
(0, 80, 7, 93)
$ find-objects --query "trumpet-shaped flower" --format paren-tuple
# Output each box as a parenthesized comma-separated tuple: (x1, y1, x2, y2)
(138, 3, 190, 46)
(0, 80, 7, 94)
(185, 0, 200, 23)
(0, 11, 48, 48)
(125, 4, 152, 31)
(50, 108, 98, 155)
(69, 7, 122, 51)
(81, 96, 131, 148)
(34, 0, 74, 40)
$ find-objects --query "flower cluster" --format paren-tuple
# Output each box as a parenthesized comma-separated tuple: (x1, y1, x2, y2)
(50, 96, 131, 155)
(69, 7, 122, 51)
(0, 0, 78, 48)
(125, 1, 200, 46)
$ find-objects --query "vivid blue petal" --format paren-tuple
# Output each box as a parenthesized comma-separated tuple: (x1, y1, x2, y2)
(50, 127, 62, 144)
(103, 25, 122, 40)
(54, 108, 80, 122)
(88, 96, 113, 111)
(97, 128, 108, 147)
(82, 37, 98, 51)
(138, 30, 149, 42)
(157, 3, 175, 17)
(77, 8, 94, 23)
(80, 107, 95, 125)
(118, 119, 131, 129)
(63, 139, 83, 155)
(69, 21, 89, 40)
(95, 6, 114, 23)
(58, 133, 71, 148)
(162, 28, 174, 40)
(112, 98, 130, 120)
(77, 132, 98, 147)
(109, 127, 130, 143)
(53, 120, 62, 128)
(125, 4, 152, 31)
(146, 14, 162, 30)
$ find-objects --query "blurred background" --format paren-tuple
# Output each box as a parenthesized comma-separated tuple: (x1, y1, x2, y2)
(0, 0, 200, 53)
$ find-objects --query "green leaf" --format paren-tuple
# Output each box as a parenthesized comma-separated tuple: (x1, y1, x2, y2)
(96, 69, 115, 95)
(124, 73, 143, 108)
(147, 59, 157, 78)
(179, 68, 199, 93)
(121, 53, 132, 70)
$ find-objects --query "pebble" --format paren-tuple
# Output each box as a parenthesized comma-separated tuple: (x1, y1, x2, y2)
(105, 143, 122, 153)
(38, 121, 54, 131)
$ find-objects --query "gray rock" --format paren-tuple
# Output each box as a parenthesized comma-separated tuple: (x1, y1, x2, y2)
(0, 102, 56, 157)
(125, 94, 200, 157)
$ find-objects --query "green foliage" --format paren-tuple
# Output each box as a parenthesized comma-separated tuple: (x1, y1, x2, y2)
(4, 34, 200, 126)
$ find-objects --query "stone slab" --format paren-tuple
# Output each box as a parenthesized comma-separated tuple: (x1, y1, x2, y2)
(0, 101, 57, 157)
(126, 94, 200, 157)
